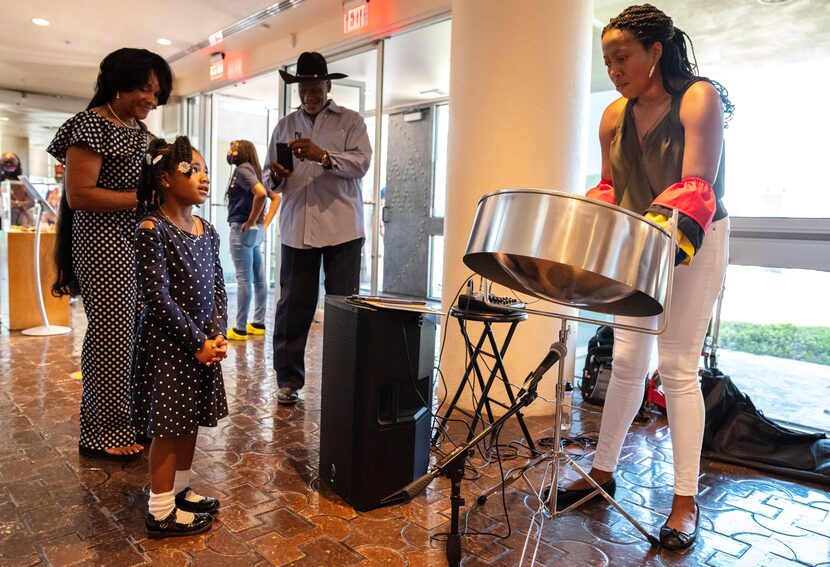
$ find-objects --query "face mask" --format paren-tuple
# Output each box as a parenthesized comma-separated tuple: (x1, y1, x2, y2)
(226, 152, 236, 166)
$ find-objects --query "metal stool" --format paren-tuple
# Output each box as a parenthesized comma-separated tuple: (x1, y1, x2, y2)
(432, 306, 537, 454)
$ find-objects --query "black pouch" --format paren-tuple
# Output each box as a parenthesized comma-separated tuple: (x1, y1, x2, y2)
(580, 326, 614, 406)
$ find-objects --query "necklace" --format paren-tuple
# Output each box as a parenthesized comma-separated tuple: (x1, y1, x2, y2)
(635, 99, 672, 142)
(159, 207, 200, 236)
(106, 102, 138, 129)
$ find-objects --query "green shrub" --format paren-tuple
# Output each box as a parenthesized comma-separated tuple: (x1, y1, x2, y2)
(718, 322, 830, 366)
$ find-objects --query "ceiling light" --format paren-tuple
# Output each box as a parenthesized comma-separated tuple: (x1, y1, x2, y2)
(0, 117, 9, 122)
(32, 17, 50, 26)
(756, 0, 792, 4)
(156, 38, 172, 46)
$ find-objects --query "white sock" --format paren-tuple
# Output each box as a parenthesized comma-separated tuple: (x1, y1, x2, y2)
(173, 469, 206, 503)
(149, 489, 194, 523)
(173, 470, 192, 495)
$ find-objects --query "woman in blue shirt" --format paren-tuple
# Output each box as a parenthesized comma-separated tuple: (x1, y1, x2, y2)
(225, 140, 280, 340)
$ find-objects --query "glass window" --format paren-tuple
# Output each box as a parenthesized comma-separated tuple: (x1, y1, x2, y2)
(721, 59, 830, 218)
(716, 265, 830, 432)
(432, 103, 449, 218)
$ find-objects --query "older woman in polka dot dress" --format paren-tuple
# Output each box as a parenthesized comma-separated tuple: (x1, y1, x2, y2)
(48, 48, 173, 460)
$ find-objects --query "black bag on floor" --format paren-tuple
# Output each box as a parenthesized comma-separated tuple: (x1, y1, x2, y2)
(580, 326, 614, 406)
(701, 370, 830, 486)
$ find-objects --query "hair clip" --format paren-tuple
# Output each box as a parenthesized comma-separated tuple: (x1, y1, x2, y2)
(177, 161, 191, 174)
(145, 153, 163, 165)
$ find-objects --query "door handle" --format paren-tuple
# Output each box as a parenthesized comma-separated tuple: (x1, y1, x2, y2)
(382, 206, 390, 223)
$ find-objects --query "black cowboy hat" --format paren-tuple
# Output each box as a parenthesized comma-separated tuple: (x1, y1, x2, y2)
(279, 52, 347, 84)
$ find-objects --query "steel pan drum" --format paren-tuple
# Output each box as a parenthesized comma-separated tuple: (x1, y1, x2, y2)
(463, 189, 674, 317)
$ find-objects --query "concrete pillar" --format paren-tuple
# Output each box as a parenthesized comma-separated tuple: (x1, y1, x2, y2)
(440, 0, 594, 415)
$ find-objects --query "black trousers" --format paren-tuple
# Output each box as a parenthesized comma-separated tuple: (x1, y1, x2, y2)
(273, 238, 364, 389)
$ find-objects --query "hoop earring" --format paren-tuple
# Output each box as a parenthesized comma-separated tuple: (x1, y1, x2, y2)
(648, 63, 656, 79)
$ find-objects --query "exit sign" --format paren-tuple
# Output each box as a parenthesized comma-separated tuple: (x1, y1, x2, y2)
(343, 2, 369, 33)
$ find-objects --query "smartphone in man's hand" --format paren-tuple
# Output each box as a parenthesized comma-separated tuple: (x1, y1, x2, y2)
(276, 142, 294, 172)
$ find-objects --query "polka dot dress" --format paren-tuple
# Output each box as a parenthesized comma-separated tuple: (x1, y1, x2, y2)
(132, 214, 229, 437)
(47, 110, 148, 451)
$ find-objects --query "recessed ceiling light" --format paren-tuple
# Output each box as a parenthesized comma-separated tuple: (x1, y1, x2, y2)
(757, 0, 792, 4)
(32, 17, 50, 26)
(156, 38, 172, 46)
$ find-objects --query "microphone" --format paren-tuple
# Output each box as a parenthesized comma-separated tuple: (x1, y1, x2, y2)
(517, 342, 568, 397)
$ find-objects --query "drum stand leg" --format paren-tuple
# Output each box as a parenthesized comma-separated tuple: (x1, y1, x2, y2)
(471, 319, 658, 562)
(517, 319, 659, 565)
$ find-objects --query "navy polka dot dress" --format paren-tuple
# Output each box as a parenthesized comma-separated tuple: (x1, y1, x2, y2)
(47, 110, 148, 452)
(132, 213, 229, 437)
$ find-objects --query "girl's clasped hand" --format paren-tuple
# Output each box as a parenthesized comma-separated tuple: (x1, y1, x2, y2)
(196, 336, 228, 366)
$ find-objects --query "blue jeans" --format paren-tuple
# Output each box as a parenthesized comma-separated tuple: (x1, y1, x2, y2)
(229, 222, 267, 331)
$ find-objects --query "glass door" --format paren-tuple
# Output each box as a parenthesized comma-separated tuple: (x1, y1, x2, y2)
(207, 74, 280, 285)
(377, 19, 451, 299)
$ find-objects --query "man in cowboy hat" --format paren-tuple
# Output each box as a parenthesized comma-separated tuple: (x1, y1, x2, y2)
(264, 51, 372, 405)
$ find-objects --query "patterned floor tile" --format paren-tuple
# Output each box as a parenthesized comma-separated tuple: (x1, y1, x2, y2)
(0, 299, 827, 566)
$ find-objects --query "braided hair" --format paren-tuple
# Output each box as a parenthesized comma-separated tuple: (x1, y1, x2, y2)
(137, 135, 195, 217)
(603, 4, 733, 122)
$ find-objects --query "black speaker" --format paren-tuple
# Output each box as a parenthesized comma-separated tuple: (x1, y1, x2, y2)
(319, 295, 435, 511)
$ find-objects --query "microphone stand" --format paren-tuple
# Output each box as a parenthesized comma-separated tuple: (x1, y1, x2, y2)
(380, 342, 568, 567)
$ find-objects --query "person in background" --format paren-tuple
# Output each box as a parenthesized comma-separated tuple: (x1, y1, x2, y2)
(0, 151, 22, 182)
(48, 48, 173, 460)
(0, 152, 34, 226)
(225, 140, 280, 341)
(264, 52, 372, 405)
(134, 136, 228, 538)
(550, 4, 731, 550)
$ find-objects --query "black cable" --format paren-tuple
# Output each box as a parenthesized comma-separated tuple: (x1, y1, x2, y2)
(396, 312, 476, 450)
(431, 274, 480, 446)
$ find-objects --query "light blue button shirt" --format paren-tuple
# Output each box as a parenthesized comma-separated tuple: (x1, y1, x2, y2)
(263, 99, 372, 249)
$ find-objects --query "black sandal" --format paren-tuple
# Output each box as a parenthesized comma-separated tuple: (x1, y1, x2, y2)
(79, 445, 143, 462)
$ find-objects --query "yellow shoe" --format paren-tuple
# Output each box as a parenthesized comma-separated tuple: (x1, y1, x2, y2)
(246, 323, 266, 335)
(227, 328, 248, 341)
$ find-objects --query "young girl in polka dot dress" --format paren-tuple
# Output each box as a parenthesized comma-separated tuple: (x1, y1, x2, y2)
(133, 136, 228, 538)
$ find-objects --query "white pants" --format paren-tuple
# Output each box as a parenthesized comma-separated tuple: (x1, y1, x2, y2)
(592, 217, 729, 496)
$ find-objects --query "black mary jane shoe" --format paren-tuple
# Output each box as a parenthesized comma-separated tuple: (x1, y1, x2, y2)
(542, 476, 616, 509)
(79, 445, 142, 462)
(175, 487, 221, 514)
(659, 503, 700, 550)
(145, 507, 213, 539)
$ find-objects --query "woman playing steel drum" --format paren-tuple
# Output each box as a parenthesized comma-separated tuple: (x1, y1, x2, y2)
(552, 4, 732, 550)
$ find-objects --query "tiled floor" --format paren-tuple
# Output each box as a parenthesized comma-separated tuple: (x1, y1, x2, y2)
(1, 298, 828, 566)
